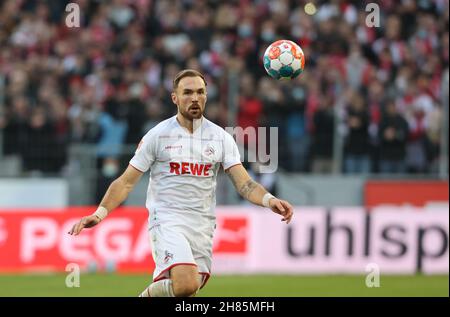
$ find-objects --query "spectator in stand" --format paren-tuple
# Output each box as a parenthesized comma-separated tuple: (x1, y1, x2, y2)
(258, 78, 289, 170)
(237, 73, 263, 147)
(311, 95, 335, 173)
(22, 106, 61, 174)
(344, 91, 371, 173)
(1, 96, 29, 156)
(0, 0, 448, 177)
(284, 81, 309, 172)
(378, 100, 410, 174)
(95, 88, 128, 203)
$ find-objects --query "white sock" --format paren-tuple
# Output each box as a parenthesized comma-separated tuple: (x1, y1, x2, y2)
(139, 279, 175, 297)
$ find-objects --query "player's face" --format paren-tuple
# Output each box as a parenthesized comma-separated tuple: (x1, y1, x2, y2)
(172, 76, 207, 120)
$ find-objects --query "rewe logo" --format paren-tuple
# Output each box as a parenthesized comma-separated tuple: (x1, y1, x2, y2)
(169, 162, 212, 176)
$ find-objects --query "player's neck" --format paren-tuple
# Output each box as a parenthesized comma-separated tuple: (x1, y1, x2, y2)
(176, 113, 202, 134)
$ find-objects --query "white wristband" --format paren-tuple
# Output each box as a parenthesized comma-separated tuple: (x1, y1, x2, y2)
(262, 193, 275, 208)
(93, 206, 108, 221)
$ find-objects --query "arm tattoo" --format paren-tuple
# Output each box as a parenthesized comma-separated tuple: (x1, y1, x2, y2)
(239, 180, 258, 199)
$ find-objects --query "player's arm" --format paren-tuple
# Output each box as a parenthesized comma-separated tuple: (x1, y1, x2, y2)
(226, 164, 293, 224)
(68, 164, 143, 235)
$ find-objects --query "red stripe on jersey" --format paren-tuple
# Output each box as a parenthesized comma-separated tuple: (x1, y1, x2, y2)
(129, 163, 144, 173)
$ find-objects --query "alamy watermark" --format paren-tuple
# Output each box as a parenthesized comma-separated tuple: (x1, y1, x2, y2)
(225, 126, 278, 174)
(65, 263, 80, 288)
(365, 3, 380, 28)
(365, 263, 381, 288)
(183, 119, 279, 174)
(65, 3, 80, 28)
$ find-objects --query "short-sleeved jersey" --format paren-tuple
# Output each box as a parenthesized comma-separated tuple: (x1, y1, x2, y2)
(130, 115, 241, 230)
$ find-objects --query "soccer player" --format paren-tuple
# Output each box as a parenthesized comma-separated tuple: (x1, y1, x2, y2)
(68, 69, 294, 297)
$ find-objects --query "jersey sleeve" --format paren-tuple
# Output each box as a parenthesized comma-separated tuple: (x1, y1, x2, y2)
(222, 130, 241, 170)
(129, 130, 157, 173)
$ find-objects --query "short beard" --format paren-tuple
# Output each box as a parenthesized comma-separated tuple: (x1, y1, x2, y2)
(179, 106, 203, 120)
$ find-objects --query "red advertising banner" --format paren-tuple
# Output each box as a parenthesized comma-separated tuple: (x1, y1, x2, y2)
(365, 181, 449, 207)
(0, 207, 448, 274)
(0, 207, 152, 273)
(0, 207, 250, 273)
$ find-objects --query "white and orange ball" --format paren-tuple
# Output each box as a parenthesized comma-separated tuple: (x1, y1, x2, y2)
(263, 40, 305, 80)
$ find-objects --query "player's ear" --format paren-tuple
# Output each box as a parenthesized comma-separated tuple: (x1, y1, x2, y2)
(171, 91, 177, 105)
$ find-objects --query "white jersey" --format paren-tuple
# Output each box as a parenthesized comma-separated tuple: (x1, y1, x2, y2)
(130, 115, 241, 231)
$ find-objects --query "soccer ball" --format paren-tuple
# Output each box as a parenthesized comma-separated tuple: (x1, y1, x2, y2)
(263, 40, 305, 80)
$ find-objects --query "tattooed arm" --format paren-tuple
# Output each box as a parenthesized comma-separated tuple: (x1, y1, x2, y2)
(225, 164, 294, 224)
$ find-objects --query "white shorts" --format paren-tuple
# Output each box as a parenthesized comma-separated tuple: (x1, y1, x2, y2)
(149, 222, 214, 288)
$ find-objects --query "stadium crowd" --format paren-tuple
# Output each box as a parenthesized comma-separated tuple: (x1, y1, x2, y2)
(0, 0, 448, 176)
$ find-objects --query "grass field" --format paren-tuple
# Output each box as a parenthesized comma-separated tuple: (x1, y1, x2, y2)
(0, 274, 447, 297)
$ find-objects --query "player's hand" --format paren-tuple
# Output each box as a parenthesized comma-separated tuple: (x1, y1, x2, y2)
(68, 215, 101, 236)
(269, 198, 294, 224)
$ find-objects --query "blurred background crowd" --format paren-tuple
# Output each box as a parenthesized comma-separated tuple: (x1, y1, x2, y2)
(0, 0, 448, 177)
